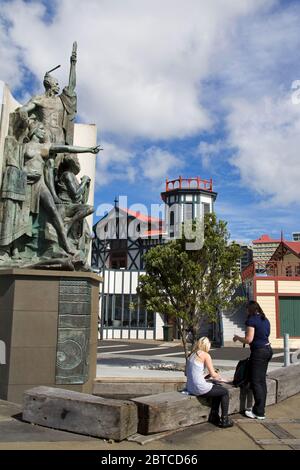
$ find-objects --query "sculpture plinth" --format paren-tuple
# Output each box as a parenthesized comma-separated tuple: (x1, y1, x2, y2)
(0, 269, 101, 404)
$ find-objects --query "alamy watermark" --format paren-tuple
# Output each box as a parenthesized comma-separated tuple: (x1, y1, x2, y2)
(0, 340, 6, 365)
(95, 195, 205, 250)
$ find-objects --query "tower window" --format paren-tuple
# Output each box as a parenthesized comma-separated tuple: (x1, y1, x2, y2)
(202, 203, 210, 215)
(169, 211, 175, 226)
(184, 203, 193, 220)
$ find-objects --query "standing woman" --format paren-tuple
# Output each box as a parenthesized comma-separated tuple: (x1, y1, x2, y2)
(233, 300, 273, 420)
(186, 337, 233, 428)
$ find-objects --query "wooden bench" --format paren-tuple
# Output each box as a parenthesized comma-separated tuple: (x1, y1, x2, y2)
(132, 379, 277, 435)
(132, 391, 211, 434)
(23, 386, 138, 441)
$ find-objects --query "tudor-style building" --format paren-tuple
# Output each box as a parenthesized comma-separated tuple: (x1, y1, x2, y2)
(92, 176, 217, 340)
(242, 240, 300, 347)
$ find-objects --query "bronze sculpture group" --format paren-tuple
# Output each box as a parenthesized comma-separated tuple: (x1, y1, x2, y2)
(0, 43, 100, 270)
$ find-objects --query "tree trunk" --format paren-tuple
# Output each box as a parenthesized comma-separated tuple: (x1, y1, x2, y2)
(176, 318, 189, 374)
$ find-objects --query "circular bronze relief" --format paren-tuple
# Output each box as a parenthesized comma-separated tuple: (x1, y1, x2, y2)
(56, 339, 83, 370)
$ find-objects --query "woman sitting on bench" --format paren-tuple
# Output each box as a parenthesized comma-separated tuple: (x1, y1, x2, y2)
(186, 337, 233, 428)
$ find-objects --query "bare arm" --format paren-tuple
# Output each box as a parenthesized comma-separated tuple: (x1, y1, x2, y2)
(203, 353, 221, 380)
(17, 101, 36, 115)
(49, 144, 101, 155)
(63, 172, 89, 200)
(233, 326, 254, 345)
(68, 42, 77, 93)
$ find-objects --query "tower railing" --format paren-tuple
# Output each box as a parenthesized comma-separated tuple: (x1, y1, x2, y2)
(165, 176, 213, 192)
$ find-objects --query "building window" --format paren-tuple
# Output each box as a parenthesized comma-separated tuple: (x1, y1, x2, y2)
(184, 203, 193, 220)
(123, 295, 130, 327)
(285, 266, 292, 277)
(202, 202, 210, 215)
(130, 294, 138, 327)
(169, 210, 175, 226)
(102, 293, 154, 329)
(104, 294, 113, 327)
(110, 251, 127, 269)
(114, 295, 122, 325)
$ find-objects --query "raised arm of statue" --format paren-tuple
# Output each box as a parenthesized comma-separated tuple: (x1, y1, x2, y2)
(17, 100, 36, 119)
(50, 144, 101, 155)
(68, 42, 77, 93)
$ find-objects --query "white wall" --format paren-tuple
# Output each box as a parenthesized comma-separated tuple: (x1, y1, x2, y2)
(73, 122, 97, 231)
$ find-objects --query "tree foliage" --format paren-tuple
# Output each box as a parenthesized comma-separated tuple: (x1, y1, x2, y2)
(137, 213, 244, 359)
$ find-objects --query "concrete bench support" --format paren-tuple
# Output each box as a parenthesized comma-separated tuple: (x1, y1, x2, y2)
(268, 364, 300, 402)
(23, 386, 138, 441)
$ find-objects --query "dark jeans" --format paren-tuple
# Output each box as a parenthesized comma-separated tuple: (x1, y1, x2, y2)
(201, 384, 229, 417)
(249, 346, 273, 417)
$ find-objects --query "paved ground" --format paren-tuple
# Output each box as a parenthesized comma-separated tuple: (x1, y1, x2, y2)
(0, 394, 300, 450)
(96, 339, 291, 379)
(0, 339, 298, 450)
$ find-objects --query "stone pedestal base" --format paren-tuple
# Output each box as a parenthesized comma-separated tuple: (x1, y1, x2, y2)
(0, 269, 101, 404)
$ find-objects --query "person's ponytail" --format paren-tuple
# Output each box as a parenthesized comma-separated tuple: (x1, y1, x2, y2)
(247, 300, 267, 320)
(257, 303, 266, 320)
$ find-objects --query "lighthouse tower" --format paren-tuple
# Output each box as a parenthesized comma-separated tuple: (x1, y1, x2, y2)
(161, 176, 218, 238)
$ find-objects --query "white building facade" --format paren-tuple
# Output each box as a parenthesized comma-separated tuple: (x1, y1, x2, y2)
(93, 177, 218, 341)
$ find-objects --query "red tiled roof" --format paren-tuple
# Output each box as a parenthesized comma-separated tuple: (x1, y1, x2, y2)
(120, 207, 162, 224)
(141, 229, 165, 237)
(270, 240, 300, 261)
(252, 234, 281, 244)
(283, 241, 300, 256)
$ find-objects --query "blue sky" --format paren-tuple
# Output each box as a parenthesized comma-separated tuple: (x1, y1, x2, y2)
(1, 0, 300, 243)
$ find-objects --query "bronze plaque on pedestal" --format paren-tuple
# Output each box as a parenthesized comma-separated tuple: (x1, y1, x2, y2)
(56, 279, 91, 384)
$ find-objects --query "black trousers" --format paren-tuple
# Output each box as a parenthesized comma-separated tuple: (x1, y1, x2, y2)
(201, 384, 229, 417)
(249, 346, 273, 417)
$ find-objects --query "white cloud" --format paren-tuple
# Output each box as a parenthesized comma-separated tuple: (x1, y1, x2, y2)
(217, 200, 297, 243)
(227, 94, 300, 206)
(0, 15, 24, 89)
(0, 0, 269, 140)
(95, 141, 136, 186)
(197, 141, 226, 169)
(97, 142, 183, 188)
(2, 0, 300, 211)
(140, 146, 184, 182)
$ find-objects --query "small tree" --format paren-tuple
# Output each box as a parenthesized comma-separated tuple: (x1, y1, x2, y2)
(137, 213, 243, 360)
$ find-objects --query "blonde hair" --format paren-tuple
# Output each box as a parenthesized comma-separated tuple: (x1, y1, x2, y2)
(192, 336, 211, 354)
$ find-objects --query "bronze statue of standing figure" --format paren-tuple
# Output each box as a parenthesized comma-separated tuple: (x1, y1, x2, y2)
(0, 42, 101, 270)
